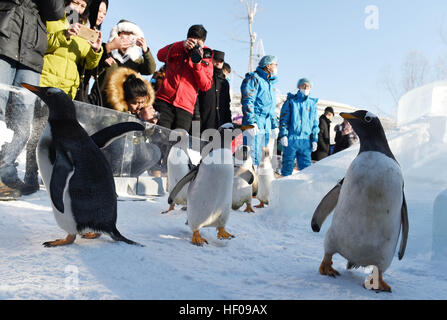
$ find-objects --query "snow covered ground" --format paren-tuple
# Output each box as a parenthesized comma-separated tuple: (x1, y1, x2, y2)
(1, 113, 447, 300)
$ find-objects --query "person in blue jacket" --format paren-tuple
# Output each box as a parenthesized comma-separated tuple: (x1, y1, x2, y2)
(279, 78, 320, 176)
(241, 55, 279, 165)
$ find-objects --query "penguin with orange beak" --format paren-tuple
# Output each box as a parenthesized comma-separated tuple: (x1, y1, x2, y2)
(21, 83, 144, 247)
(311, 110, 409, 292)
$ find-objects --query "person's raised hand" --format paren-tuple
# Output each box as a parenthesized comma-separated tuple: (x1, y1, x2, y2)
(65, 23, 82, 40)
(183, 38, 197, 51)
(88, 29, 102, 52)
(136, 37, 148, 53)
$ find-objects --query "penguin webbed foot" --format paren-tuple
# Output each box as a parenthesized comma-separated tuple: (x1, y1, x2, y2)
(192, 230, 208, 246)
(217, 228, 235, 240)
(363, 273, 392, 293)
(81, 232, 101, 240)
(244, 204, 255, 213)
(43, 234, 76, 247)
(319, 255, 340, 278)
(161, 203, 175, 214)
(254, 201, 265, 209)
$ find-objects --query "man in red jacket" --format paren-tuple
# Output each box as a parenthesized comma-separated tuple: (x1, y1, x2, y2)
(154, 25, 214, 132)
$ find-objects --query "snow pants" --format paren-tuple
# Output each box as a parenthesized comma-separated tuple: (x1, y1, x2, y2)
(244, 115, 272, 165)
(281, 138, 312, 176)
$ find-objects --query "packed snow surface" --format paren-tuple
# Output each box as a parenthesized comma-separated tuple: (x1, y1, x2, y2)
(1, 114, 447, 300)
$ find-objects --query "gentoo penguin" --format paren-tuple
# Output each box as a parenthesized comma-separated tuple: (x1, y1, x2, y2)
(232, 145, 256, 213)
(311, 110, 409, 292)
(163, 145, 193, 214)
(255, 147, 275, 208)
(21, 83, 145, 247)
(169, 123, 254, 246)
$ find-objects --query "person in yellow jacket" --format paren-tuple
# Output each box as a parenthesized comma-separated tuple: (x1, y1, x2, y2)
(23, 0, 103, 195)
(40, 0, 103, 98)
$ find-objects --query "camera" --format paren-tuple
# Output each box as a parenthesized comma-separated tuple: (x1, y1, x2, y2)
(189, 44, 203, 64)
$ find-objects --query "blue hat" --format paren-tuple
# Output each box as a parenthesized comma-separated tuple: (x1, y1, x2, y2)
(258, 55, 277, 68)
(297, 78, 311, 88)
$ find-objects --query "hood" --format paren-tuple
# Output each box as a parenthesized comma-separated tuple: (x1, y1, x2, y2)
(106, 67, 155, 113)
(109, 21, 145, 63)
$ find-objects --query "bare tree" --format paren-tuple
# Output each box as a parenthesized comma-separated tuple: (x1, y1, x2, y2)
(432, 55, 447, 81)
(380, 65, 402, 105)
(401, 50, 430, 92)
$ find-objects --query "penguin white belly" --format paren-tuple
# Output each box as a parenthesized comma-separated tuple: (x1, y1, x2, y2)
(187, 149, 234, 231)
(232, 175, 252, 210)
(257, 164, 274, 203)
(37, 125, 78, 235)
(326, 151, 403, 271)
(167, 147, 190, 206)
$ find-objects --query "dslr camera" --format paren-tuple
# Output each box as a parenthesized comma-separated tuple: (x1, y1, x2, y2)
(189, 45, 213, 64)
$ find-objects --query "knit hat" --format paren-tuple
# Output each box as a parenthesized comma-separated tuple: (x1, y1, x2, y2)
(324, 107, 335, 115)
(213, 50, 225, 62)
(109, 20, 145, 63)
(258, 55, 277, 68)
(297, 78, 311, 88)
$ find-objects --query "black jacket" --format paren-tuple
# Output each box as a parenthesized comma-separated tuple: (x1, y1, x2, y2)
(197, 67, 232, 132)
(312, 114, 332, 161)
(0, 0, 65, 73)
(333, 123, 359, 154)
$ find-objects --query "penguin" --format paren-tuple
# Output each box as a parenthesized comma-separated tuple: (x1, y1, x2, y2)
(21, 83, 145, 247)
(232, 145, 256, 213)
(163, 145, 194, 214)
(255, 147, 275, 208)
(168, 123, 254, 246)
(311, 110, 409, 292)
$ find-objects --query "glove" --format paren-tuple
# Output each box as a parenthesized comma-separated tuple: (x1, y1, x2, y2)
(280, 136, 288, 148)
(312, 142, 318, 152)
(271, 128, 279, 140)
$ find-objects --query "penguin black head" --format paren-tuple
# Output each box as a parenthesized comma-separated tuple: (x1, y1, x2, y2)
(340, 110, 395, 160)
(21, 83, 76, 121)
(340, 110, 383, 139)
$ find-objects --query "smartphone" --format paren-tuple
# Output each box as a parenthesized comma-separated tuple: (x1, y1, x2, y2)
(78, 24, 99, 43)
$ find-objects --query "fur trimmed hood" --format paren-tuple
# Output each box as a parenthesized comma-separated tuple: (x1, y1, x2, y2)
(109, 20, 145, 63)
(106, 67, 155, 113)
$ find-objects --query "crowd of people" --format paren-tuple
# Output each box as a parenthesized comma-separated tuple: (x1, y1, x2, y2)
(0, 0, 358, 200)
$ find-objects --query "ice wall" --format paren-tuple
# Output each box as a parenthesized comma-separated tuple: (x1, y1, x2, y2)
(397, 81, 447, 126)
(433, 189, 447, 260)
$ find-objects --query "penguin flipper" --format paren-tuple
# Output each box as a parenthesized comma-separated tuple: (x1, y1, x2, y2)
(168, 165, 200, 205)
(398, 191, 409, 260)
(50, 149, 74, 213)
(235, 167, 255, 185)
(91, 122, 145, 149)
(311, 179, 344, 232)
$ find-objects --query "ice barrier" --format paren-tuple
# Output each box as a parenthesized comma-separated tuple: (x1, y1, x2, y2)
(397, 80, 447, 126)
(0, 83, 207, 180)
(433, 189, 447, 260)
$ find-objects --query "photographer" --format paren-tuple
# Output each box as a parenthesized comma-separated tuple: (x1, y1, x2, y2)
(90, 19, 156, 108)
(22, 0, 103, 194)
(154, 24, 214, 132)
(40, 0, 103, 98)
(105, 67, 158, 124)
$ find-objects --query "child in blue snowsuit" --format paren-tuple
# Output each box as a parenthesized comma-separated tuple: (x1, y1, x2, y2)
(241, 55, 279, 165)
(279, 78, 319, 176)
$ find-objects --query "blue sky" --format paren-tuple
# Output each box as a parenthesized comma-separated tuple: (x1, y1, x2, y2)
(101, 0, 447, 117)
